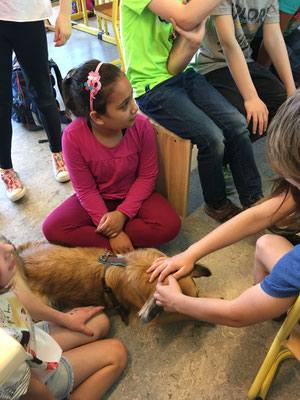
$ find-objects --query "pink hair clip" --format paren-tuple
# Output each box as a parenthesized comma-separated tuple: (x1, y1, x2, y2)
(84, 62, 104, 112)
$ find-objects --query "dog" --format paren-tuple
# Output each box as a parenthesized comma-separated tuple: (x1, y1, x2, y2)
(5, 237, 212, 324)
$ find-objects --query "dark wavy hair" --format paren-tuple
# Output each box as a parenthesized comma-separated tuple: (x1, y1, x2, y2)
(62, 60, 124, 118)
(264, 88, 300, 221)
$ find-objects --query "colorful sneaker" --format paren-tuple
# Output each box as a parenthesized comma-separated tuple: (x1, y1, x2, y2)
(51, 152, 70, 183)
(204, 199, 241, 223)
(0, 168, 26, 201)
(223, 164, 236, 195)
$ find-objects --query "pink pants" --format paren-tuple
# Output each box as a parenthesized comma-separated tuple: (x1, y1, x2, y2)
(43, 192, 181, 249)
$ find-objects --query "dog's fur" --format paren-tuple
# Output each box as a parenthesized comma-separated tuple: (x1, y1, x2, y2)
(6, 238, 212, 324)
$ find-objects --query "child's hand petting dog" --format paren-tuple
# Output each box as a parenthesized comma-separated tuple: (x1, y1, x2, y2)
(154, 275, 183, 312)
(64, 306, 104, 336)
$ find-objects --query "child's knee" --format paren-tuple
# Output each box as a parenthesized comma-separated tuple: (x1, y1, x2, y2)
(110, 339, 127, 371)
(89, 312, 110, 339)
(255, 234, 275, 257)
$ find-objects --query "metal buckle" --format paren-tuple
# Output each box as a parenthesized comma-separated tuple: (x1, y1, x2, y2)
(98, 252, 111, 263)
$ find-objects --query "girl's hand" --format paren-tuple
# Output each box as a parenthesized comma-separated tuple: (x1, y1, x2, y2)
(170, 16, 207, 47)
(96, 211, 127, 237)
(63, 306, 104, 336)
(54, 14, 72, 47)
(244, 97, 269, 135)
(147, 251, 195, 283)
(154, 275, 183, 312)
(109, 231, 134, 255)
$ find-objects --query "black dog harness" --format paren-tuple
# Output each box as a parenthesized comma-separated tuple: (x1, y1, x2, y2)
(97, 252, 129, 325)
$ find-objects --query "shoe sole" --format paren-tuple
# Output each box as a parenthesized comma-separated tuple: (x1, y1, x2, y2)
(9, 186, 26, 202)
(55, 175, 70, 183)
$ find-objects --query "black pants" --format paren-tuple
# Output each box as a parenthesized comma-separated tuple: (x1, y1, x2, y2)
(0, 20, 62, 169)
(205, 62, 286, 141)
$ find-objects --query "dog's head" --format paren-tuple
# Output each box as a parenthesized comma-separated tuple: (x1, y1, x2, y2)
(107, 248, 211, 324)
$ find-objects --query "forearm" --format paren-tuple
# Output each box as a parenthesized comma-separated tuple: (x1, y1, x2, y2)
(184, 195, 295, 264)
(148, 0, 220, 31)
(263, 25, 296, 96)
(175, 294, 244, 326)
(59, 0, 72, 17)
(167, 35, 201, 75)
(14, 291, 67, 326)
(174, 286, 296, 327)
(223, 43, 259, 101)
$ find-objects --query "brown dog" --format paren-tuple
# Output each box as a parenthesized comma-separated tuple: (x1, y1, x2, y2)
(8, 239, 212, 324)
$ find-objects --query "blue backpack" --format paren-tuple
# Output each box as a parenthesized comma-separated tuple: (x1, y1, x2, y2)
(12, 58, 72, 131)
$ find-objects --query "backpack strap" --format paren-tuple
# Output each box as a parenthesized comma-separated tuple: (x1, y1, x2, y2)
(49, 59, 63, 98)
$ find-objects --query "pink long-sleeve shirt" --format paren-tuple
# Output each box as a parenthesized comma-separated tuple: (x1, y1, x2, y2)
(62, 114, 158, 226)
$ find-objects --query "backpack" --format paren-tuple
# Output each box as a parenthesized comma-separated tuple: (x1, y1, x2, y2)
(11, 58, 72, 131)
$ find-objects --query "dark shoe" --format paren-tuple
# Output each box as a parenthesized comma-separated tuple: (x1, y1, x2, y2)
(204, 199, 241, 223)
(268, 224, 299, 236)
(272, 312, 287, 322)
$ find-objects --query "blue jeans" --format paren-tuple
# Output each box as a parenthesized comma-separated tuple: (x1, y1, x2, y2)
(136, 68, 262, 208)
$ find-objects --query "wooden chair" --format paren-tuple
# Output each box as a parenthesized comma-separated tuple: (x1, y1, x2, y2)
(248, 295, 300, 400)
(94, 0, 125, 71)
(139, 112, 192, 218)
(0, 328, 27, 387)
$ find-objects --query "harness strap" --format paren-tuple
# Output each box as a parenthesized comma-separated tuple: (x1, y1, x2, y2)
(98, 253, 129, 325)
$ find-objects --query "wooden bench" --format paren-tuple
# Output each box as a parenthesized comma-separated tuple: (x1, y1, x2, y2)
(139, 112, 192, 218)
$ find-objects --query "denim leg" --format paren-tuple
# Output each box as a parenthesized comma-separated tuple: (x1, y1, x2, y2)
(183, 69, 262, 206)
(137, 73, 227, 207)
(137, 69, 262, 207)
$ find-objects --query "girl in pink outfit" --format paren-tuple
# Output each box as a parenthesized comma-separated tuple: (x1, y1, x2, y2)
(43, 60, 181, 254)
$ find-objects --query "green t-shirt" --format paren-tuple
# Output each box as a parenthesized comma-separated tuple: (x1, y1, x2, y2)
(120, 0, 175, 98)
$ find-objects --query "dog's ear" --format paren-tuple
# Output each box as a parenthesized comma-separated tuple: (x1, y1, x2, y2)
(191, 264, 211, 278)
(138, 296, 163, 324)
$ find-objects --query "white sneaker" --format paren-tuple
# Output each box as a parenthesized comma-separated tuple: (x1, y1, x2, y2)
(0, 168, 26, 201)
(51, 152, 70, 183)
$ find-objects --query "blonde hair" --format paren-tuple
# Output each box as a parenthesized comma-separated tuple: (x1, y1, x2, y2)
(265, 89, 300, 217)
(267, 89, 300, 182)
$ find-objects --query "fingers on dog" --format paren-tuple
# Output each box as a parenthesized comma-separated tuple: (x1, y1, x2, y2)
(146, 256, 167, 273)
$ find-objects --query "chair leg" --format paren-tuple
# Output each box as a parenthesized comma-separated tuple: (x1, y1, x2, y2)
(252, 349, 293, 400)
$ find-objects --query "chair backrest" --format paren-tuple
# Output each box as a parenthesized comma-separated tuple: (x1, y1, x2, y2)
(0, 328, 27, 387)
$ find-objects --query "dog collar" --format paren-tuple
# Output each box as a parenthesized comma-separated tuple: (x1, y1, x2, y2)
(98, 252, 129, 325)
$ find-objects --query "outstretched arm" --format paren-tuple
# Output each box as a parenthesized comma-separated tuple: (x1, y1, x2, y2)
(214, 14, 268, 135)
(148, 192, 296, 282)
(262, 23, 296, 98)
(14, 290, 103, 336)
(148, 0, 221, 31)
(154, 276, 297, 327)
